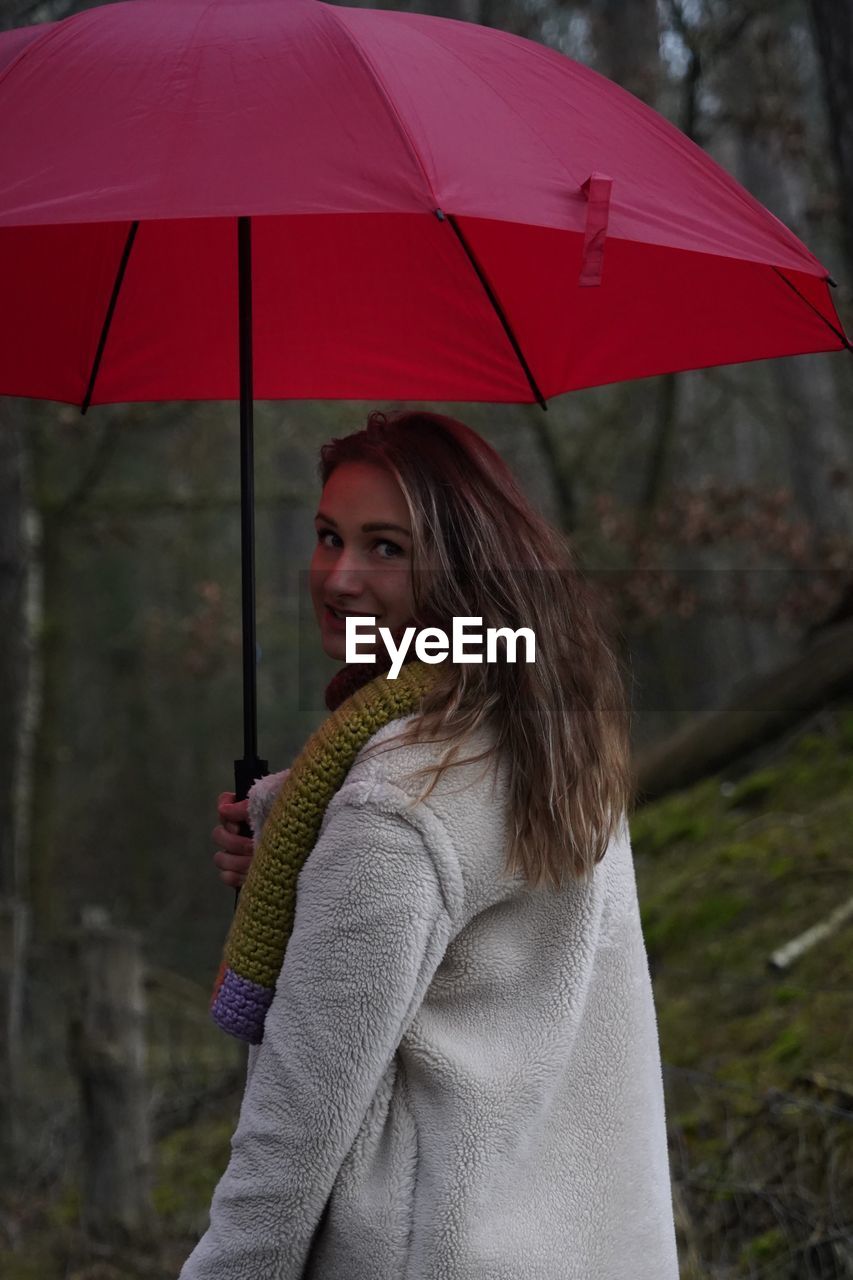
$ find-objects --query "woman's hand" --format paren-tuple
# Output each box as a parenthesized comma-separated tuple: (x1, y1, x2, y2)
(213, 792, 254, 888)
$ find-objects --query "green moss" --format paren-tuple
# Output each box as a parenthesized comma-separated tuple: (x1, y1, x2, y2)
(719, 839, 761, 864)
(768, 1025, 805, 1063)
(739, 1227, 787, 1264)
(643, 890, 751, 953)
(723, 767, 780, 810)
(152, 1118, 236, 1228)
(48, 1183, 81, 1228)
(794, 731, 831, 759)
(634, 695, 853, 1108)
(772, 856, 797, 880)
(0, 1253, 54, 1280)
(630, 782, 721, 855)
(838, 709, 853, 751)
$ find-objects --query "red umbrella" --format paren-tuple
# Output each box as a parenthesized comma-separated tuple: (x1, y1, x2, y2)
(1, 0, 849, 810)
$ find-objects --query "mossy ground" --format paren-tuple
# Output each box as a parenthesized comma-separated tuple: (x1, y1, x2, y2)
(631, 699, 853, 1277)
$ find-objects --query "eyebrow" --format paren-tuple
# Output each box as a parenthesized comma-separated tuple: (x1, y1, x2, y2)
(315, 511, 412, 539)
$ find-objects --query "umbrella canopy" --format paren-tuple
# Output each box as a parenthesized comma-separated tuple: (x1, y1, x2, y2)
(1, 0, 850, 840)
(0, 0, 848, 410)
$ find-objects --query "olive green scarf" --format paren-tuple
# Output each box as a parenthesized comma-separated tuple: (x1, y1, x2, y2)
(210, 658, 439, 1043)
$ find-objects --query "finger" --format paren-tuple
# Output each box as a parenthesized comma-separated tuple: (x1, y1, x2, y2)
(220, 798, 250, 818)
(219, 811, 250, 834)
(212, 825, 254, 855)
(214, 849, 253, 874)
(219, 811, 250, 835)
(218, 868, 246, 889)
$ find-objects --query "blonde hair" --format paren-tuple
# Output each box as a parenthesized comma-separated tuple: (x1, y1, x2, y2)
(318, 409, 635, 891)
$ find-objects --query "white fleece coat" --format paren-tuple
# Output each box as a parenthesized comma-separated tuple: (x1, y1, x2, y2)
(179, 715, 679, 1280)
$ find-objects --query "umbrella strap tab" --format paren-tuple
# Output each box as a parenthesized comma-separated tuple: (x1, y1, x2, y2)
(579, 173, 612, 287)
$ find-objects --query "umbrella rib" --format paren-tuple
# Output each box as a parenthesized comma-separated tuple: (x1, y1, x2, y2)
(771, 267, 852, 352)
(437, 210, 548, 410)
(81, 220, 139, 414)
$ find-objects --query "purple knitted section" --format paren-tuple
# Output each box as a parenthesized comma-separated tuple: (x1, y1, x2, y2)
(211, 968, 274, 1044)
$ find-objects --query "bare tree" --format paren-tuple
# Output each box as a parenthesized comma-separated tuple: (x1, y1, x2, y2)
(589, 0, 661, 106)
(807, 0, 853, 284)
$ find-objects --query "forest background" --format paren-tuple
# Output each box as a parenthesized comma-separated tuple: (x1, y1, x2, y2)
(0, 0, 851, 1277)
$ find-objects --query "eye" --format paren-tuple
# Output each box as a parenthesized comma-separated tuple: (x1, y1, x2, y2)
(374, 539, 404, 559)
(315, 527, 404, 558)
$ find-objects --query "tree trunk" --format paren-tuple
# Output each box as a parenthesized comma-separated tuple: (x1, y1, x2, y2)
(524, 406, 577, 534)
(0, 400, 41, 910)
(26, 502, 63, 941)
(0, 898, 29, 1171)
(0, 399, 26, 900)
(0, 399, 40, 1170)
(68, 907, 153, 1242)
(591, 0, 661, 107)
(808, 0, 853, 286)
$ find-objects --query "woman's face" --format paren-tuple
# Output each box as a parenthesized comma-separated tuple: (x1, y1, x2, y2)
(310, 461, 417, 662)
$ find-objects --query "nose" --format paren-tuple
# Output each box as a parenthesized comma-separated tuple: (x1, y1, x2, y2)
(323, 548, 367, 599)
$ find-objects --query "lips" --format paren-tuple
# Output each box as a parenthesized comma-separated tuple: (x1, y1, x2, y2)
(323, 605, 380, 632)
(324, 606, 376, 620)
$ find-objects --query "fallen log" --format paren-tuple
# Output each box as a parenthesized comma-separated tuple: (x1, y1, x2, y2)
(632, 617, 853, 805)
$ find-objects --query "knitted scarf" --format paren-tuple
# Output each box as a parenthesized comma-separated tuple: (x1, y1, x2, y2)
(210, 657, 440, 1044)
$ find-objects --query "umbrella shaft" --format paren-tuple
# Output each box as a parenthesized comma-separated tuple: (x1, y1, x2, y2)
(238, 215, 259, 764)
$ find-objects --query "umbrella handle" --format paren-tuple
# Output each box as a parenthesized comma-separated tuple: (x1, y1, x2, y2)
(232, 753, 270, 912)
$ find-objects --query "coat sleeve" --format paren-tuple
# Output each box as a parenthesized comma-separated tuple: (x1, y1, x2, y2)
(246, 767, 291, 840)
(179, 778, 460, 1280)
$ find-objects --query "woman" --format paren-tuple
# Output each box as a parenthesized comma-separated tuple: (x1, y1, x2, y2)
(184, 409, 679, 1279)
